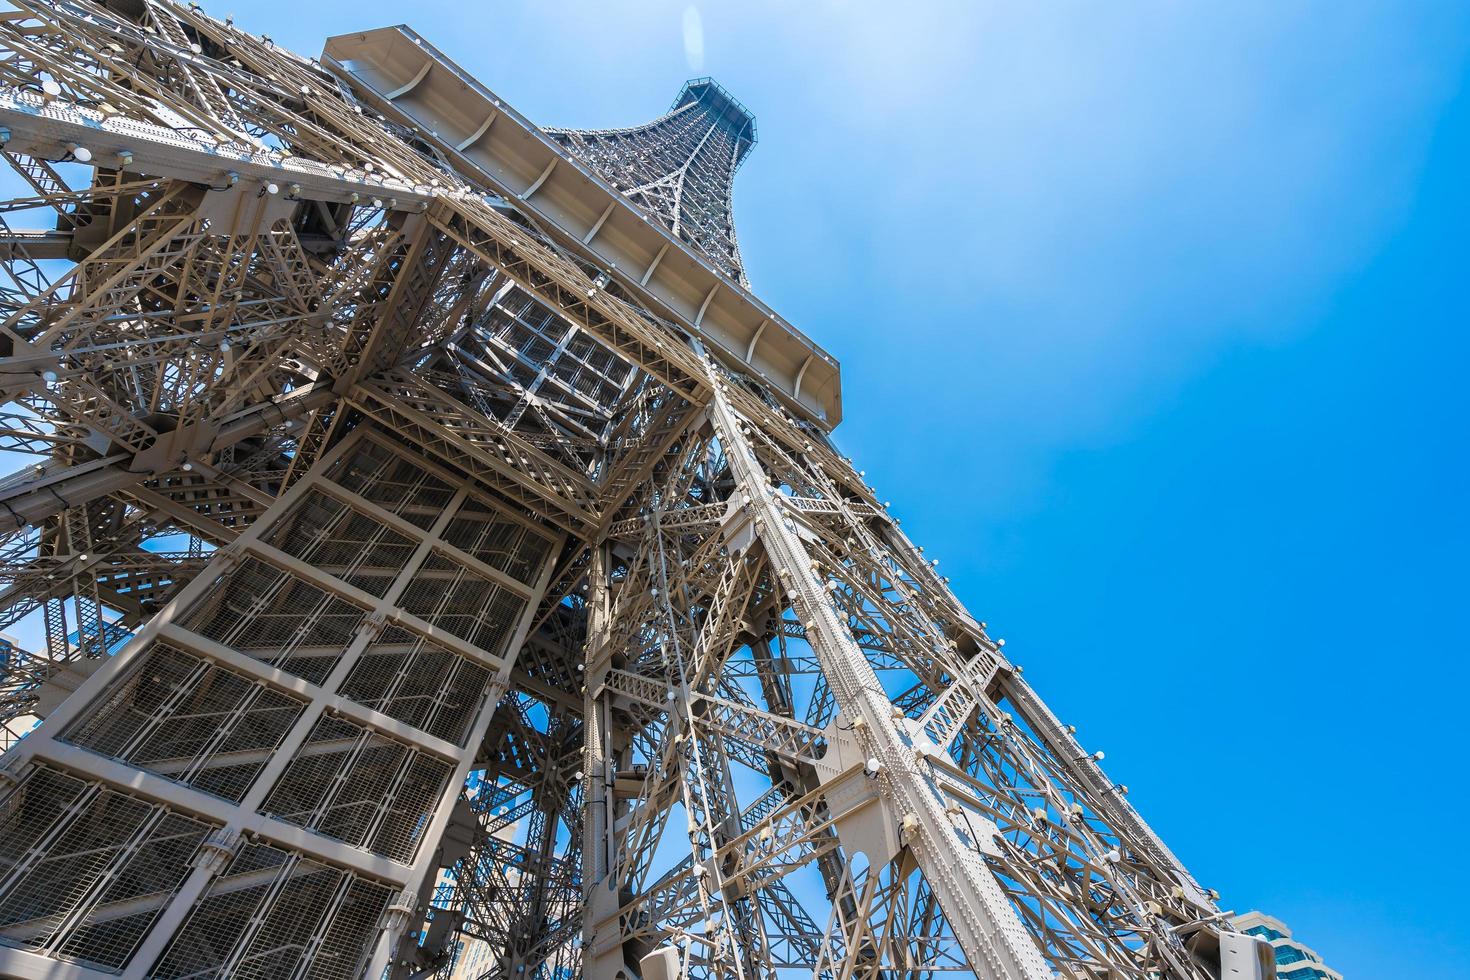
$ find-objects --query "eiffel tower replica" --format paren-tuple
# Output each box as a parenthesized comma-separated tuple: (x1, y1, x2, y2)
(0, 4, 1271, 980)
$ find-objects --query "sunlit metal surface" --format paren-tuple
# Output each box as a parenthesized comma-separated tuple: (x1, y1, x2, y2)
(0, 4, 1254, 980)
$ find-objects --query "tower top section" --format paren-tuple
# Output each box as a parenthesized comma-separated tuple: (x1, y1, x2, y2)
(324, 26, 841, 426)
(546, 77, 757, 286)
(674, 77, 758, 166)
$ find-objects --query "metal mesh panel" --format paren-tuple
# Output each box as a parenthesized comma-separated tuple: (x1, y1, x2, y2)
(478, 288, 632, 411)
(442, 499, 551, 586)
(338, 624, 491, 746)
(327, 437, 454, 529)
(486, 292, 569, 363)
(0, 765, 214, 971)
(0, 766, 90, 884)
(151, 840, 394, 980)
(398, 550, 526, 658)
(182, 556, 368, 686)
(508, 357, 538, 387)
(308, 876, 395, 980)
(264, 489, 419, 598)
(261, 713, 454, 863)
(553, 332, 633, 406)
(62, 641, 307, 803)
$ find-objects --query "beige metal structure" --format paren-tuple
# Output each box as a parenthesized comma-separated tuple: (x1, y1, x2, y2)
(0, 4, 1267, 980)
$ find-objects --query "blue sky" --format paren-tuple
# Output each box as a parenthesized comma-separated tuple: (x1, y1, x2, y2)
(27, 1, 1470, 974)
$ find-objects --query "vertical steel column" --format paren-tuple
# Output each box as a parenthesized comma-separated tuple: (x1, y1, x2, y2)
(705, 372, 1052, 980)
(0, 430, 560, 980)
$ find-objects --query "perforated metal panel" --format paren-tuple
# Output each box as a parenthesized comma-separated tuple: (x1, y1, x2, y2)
(2, 426, 558, 980)
(265, 490, 419, 598)
(150, 840, 394, 980)
(327, 437, 455, 530)
(0, 765, 215, 971)
(398, 550, 526, 657)
(443, 499, 552, 587)
(478, 289, 634, 409)
(339, 625, 492, 746)
(62, 642, 306, 803)
(182, 557, 370, 686)
(261, 713, 454, 863)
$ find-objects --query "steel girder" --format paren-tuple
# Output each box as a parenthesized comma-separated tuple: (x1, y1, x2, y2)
(0, 4, 1250, 980)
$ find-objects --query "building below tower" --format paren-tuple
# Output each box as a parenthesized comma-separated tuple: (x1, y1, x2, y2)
(1233, 911, 1342, 980)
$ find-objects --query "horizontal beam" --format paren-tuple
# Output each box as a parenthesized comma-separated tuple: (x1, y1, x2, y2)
(322, 26, 843, 429)
(0, 88, 433, 209)
(0, 384, 334, 529)
(0, 228, 71, 261)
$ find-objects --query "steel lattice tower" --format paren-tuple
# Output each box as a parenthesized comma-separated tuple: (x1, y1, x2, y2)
(0, 4, 1271, 980)
(546, 79, 755, 287)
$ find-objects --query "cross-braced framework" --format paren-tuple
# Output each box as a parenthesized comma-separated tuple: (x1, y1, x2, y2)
(0, 4, 1267, 980)
(546, 79, 756, 288)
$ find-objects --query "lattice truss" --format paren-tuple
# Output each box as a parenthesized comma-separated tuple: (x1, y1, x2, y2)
(0, 4, 1254, 980)
(547, 80, 755, 288)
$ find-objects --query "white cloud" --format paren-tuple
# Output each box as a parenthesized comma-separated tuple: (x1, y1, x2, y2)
(682, 6, 704, 72)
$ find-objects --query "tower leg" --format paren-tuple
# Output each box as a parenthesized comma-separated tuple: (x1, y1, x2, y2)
(0, 429, 558, 980)
(705, 380, 1053, 980)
